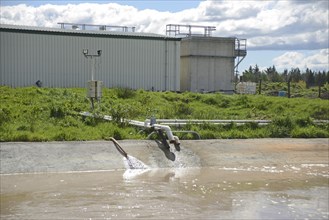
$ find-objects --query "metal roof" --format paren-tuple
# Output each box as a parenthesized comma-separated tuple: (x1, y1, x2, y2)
(0, 24, 180, 41)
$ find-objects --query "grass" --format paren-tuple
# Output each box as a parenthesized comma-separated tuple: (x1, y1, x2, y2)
(0, 85, 328, 141)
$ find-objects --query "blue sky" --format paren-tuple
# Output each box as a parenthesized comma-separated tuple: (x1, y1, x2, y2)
(1, 0, 201, 12)
(1, 0, 328, 73)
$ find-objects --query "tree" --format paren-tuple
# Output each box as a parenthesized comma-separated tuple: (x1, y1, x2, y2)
(315, 71, 327, 86)
(265, 65, 282, 82)
(304, 68, 315, 88)
(241, 66, 254, 82)
(282, 69, 289, 82)
(242, 65, 265, 82)
(254, 65, 261, 82)
(289, 68, 302, 82)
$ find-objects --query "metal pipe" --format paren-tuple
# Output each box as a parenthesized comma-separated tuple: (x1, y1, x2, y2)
(155, 119, 271, 124)
(80, 113, 328, 126)
(159, 122, 269, 127)
(109, 137, 128, 158)
(153, 124, 176, 143)
(80, 112, 181, 145)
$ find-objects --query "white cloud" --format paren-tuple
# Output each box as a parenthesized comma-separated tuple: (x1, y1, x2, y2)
(273, 49, 329, 71)
(0, 0, 328, 52)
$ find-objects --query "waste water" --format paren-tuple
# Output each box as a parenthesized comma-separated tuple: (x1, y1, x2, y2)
(122, 155, 151, 180)
(1, 140, 328, 219)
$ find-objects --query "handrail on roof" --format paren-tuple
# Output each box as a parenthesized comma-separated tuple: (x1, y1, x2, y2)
(166, 24, 216, 37)
(58, 22, 136, 32)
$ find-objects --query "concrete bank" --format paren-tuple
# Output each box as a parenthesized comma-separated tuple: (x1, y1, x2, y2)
(1, 139, 328, 174)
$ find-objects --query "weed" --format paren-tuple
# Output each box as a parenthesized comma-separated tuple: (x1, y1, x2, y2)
(268, 116, 294, 137)
(0, 108, 11, 125)
(1, 86, 328, 141)
(115, 87, 136, 99)
(50, 105, 65, 118)
(238, 95, 250, 105)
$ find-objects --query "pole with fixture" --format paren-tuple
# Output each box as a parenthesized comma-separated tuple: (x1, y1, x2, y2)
(82, 49, 103, 110)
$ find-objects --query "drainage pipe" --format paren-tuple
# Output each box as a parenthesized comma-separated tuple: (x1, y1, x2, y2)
(109, 137, 128, 158)
(160, 122, 269, 126)
(80, 112, 180, 146)
(155, 119, 272, 124)
(128, 119, 179, 145)
(154, 119, 329, 126)
(153, 124, 179, 144)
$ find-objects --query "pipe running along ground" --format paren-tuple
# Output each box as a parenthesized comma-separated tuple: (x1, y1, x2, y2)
(109, 137, 128, 158)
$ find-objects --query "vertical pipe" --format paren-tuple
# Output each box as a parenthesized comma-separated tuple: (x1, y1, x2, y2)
(91, 57, 95, 81)
(164, 40, 168, 90)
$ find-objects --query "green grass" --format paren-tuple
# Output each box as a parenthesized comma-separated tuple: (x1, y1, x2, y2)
(0, 86, 328, 141)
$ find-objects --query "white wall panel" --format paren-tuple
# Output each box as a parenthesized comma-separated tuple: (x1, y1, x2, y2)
(0, 27, 180, 91)
(180, 37, 236, 92)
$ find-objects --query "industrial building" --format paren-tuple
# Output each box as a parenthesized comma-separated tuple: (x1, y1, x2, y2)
(0, 23, 246, 92)
(0, 24, 180, 91)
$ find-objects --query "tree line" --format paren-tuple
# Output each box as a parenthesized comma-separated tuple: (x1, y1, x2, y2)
(241, 65, 329, 88)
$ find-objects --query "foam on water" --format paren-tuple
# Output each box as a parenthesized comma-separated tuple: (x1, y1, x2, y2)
(123, 155, 150, 180)
(123, 155, 149, 169)
(122, 146, 203, 180)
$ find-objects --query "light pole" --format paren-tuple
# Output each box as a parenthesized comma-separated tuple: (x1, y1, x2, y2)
(83, 49, 103, 110)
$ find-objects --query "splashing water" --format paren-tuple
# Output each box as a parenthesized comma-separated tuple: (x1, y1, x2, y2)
(123, 155, 150, 180)
(123, 155, 149, 169)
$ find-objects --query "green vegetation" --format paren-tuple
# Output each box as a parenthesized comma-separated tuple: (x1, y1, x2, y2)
(1, 85, 328, 141)
(242, 65, 328, 88)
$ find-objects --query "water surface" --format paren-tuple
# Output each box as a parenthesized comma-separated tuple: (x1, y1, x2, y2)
(1, 165, 328, 219)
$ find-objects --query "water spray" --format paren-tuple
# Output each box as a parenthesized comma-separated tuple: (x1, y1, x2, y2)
(109, 137, 149, 170)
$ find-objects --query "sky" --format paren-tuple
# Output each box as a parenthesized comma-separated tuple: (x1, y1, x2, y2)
(1, 0, 328, 74)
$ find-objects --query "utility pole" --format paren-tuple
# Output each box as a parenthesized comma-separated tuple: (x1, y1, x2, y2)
(82, 49, 103, 110)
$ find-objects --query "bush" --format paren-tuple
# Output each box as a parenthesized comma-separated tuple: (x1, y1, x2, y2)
(268, 116, 294, 137)
(174, 102, 193, 117)
(292, 126, 329, 138)
(115, 87, 136, 99)
(109, 102, 138, 125)
(295, 117, 312, 127)
(50, 105, 65, 118)
(202, 96, 218, 105)
(236, 95, 250, 108)
(311, 105, 329, 120)
(219, 97, 231, 108)
(0, 108, 11, 125)
(1, 86, 329, 141)
(113, 129, 123, 140)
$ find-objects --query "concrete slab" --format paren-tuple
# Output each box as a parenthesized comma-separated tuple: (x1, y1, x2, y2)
(1, 139, 328, 174)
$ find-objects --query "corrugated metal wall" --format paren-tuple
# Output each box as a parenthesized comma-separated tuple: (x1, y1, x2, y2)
(0, 28, 180, 91)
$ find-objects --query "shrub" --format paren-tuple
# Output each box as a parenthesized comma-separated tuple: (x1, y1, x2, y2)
(50, 105, 65, 118)
(236, 95, 250, 108)
(295, 117, 312, 127)
(109, 102, 138, 125)
(0, 108, 11, 125)
(199, 130, 217, 139)
(115, 87, 136, 99)
(268, 116, 294, 137)
(292, 126, 329, 138)
(219, 97, 231, 108)
(1, 86, 329, 141)
(113, 129, 123, 140)
(311, 105, 329, 120)
(175, 102, 193, 117)
(202, 96, 218, 105)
